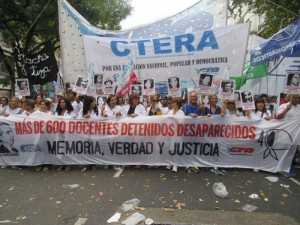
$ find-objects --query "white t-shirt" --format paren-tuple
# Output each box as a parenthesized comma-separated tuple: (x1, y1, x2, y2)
(250, 110, 271, 120)
(4, 107, 21, 115)
(77, 109, 99, 119)
(124, 104, 147, 116)
(277, 103, 300, 119)
(103, 105, 124, 117)
(0, 105, 8, 114)
(54, 111, 75, 118)
(167, 109, 185, 116)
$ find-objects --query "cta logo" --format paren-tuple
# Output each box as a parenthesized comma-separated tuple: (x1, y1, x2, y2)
(228, 147, 254, 156)
(195, 67, 219, 73)
(20, 144, 42, 153)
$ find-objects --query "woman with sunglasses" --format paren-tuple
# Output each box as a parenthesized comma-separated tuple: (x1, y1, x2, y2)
(146, 94, 163, 116)
(221, 99, 242, 116)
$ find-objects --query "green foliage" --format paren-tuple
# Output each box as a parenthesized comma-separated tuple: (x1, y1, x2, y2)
(0, 0, 133, 53)
(0, 0, 133, 87)
(229, 0, 300, 38)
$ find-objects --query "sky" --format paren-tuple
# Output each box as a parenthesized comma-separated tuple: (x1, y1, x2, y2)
(121, 0, 200, 30)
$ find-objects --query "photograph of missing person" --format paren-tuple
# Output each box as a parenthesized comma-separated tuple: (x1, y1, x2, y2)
(15, 78, 30, 96)
(17, 79, 29, 90)
(104, 79, 113, 88)
(221, 80, 234, 93)
(240, 91, 253, 103)
(168, 77, 180, 89)
(199, 74, 213, 87)
(0, 122, 18, 154)
(94, 74, 104, 86)
(143, 78, 154, 89)
(286, 73, 300, 86)
(131, 84, 142, 96)
(76, 76, 89, 89)
(97, 96, 107, 106)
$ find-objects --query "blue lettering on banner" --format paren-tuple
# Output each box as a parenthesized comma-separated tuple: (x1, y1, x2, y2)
(195, 67, 219, 73)
(110, 31, 219, 57)
(21, 144, 42, 152)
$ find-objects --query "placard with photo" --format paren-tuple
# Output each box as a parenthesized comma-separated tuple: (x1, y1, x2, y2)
(131, 84, 142, 96)
(219, 79, 235, 99)
(73, 76, 89, 95)
(198, 74, 214, 92)
(15, 78, 30, 96)
(284, 72, 300, 94)
(143, 78, 155, 95)
(168, 77, 181, 97)
(240, 90, 255, 110)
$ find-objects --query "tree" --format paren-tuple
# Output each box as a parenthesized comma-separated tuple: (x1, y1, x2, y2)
(0, 0, 133, 90)
(229, 0, 300, 38)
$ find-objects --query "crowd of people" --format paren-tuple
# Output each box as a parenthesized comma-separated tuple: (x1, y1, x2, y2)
(0, 89, 299, 177)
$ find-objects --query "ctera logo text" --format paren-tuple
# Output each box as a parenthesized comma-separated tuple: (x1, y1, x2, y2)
(228, 147, 254, 156)
(110, 31, 219, 57)
(20, 144, 42, 153)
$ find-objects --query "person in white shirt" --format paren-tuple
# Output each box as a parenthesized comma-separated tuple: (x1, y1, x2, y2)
(78, 96, 99, 119)
(247, 98, 272, 120)
(146, 95, 163, 116)
(276, 94, 300, 119)
(166, 97, 184, 172)
(167, 97, 185, 116)
(101, 95, 124, 117)
(2, 97, 21, 117)
(78, 96, 99, 173)
(55, 97, 75, 171)
(124, 93, 146, 117)
(22, 99, 42, 116)
(276, 94, 300, 177)
(40, 98, 54, 116)
(0, 97, 9, 114)
(55, 97, 75, 118)
(162, 96, 173, 115)
(66, 88, 81, 117)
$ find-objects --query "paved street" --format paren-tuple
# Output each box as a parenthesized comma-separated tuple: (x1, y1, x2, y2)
(0, 166, 299, 225)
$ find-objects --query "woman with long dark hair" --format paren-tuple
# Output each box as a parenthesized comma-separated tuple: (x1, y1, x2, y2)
(55, 97, 75, 118)
(78, 96, 99, 119)
(78, 96, 99, 172)
(55, 97, 74, 171)
(247, 98, 272, 120)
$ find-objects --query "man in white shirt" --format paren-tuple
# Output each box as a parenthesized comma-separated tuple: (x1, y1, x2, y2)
(276, 94, 300, 119)
(276, 94, 300, 177)
(66, 88, 81, 117)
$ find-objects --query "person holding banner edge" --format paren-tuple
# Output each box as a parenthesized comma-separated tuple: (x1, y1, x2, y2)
(276, 94, 300, 178)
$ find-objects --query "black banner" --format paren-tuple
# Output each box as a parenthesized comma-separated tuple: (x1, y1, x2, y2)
(14, 41, 58, 85)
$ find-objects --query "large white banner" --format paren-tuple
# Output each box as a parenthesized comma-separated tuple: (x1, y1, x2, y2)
(83, 23, 250, 84)
(58, 0, 228, 84)
(0, 115, 299, 173)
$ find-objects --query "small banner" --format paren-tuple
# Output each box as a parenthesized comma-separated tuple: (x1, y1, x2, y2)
(14, 41, 59, 85)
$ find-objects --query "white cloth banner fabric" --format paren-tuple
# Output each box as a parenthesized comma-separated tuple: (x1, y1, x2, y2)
(0, 115, 299, 173)
(58, 0, 228, 84)
(83, 23, 250, 83)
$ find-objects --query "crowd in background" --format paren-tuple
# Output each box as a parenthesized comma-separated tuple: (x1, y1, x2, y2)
(0, 89, 299, 177)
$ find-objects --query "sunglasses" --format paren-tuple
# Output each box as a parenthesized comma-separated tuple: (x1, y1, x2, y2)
(228, 102, 235, 105)
(152, 100, 158, 102)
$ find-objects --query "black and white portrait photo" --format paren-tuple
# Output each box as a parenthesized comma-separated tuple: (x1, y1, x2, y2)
(168, 77, 180, 89)
(199, 74, 213, 87)
(94, 74, 104, 86)
(221, 81, 234, 93)
(241, 91, 253, 103)
(143, 78, 154, 89)
(0, 122, 18, 154)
